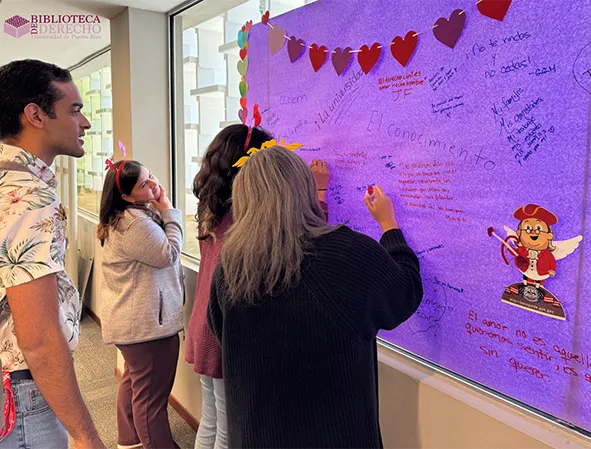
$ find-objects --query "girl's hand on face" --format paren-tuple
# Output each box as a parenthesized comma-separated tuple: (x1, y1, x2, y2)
(150, 184, 173, 211)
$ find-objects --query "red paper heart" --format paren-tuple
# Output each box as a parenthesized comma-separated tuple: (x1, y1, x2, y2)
(245, 20, 253, 32)
(253, 104, 261, 127)
(261, 11, 270, 25)
(239, 48, 247, 60)
(309, 44, 328, 72)
(358, 43, 382, 74)
(241, 25, 246, 32)
(240, 98, 247, 109)
(390, 31, 418, 67)
(238, 107, 248, 124)
(477, 0, 512, 21)
(287, 36, 305, 63)
(332, 47, 352, 76)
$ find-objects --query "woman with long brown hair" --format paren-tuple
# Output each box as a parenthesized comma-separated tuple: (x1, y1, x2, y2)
(98, 160, 184, 449)
(185, 124, 329, 449)
(207, 146, 423, 448)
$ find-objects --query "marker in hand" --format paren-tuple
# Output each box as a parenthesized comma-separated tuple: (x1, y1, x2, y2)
(363, 184, 398, 232)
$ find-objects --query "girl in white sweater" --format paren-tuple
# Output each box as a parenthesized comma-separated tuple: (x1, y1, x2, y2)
(98, 160, 184, 449)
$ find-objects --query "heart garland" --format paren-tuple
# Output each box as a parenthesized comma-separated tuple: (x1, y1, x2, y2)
(238, 20, 252, 123)
(238, 16, 265, 127)
(262, 0, 513, 74)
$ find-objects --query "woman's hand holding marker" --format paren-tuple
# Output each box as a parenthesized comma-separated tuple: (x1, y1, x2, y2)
(364, 185, 399, 233)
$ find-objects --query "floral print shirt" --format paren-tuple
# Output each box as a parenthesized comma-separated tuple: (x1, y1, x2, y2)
(0, 144, 81, 372)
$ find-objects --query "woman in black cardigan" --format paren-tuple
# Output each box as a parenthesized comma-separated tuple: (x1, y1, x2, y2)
(208, 145, 423, 448)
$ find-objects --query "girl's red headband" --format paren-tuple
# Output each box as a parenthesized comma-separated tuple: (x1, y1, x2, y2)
(104, 158, 128, 195)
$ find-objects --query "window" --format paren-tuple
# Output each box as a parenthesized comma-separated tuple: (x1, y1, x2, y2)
(68, 51, 113, 216)
(171, 0, 317, 259)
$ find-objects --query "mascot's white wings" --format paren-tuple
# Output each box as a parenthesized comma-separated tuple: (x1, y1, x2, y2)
(553, 236, 583, 260)
(504, 226, 517, 239)
(503, 226, 582, 260)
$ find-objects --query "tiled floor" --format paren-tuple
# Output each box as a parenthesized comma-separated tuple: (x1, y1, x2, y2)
(73, 314, 196, 449)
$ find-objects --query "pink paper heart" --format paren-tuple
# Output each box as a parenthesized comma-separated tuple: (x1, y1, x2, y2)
(117, 140, 127, 157)
(268, 26, 286, 55)
(433, 9, 466, 49)
(244, 20, 253, 32)
(287, 36, 305, 63)
(331, 47, 352, 76)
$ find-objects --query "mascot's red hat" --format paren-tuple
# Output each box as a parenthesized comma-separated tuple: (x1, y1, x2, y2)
(514, 204, 558, 226)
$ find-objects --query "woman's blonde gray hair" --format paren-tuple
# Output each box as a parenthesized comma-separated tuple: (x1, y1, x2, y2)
(221, 146, 334, 302)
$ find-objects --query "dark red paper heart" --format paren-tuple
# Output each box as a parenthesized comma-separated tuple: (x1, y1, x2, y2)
(240, 97, 247, 109)
(433, 9, 466, 49)
(261, 11, 270, 25)
(358, 43, 381, 74)
(287, 36, 305, 63)
(239, 48, 247, 60)
(331, 47, 352, 76)
(241, 25, 245, 32)
(309, 44, 327, 72)
(238, 107, 248, 124)
(477, 0, 512, 21)
(390, 31, 418, 67)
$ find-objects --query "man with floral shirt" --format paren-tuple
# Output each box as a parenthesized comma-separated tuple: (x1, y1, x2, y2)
(0, 60, 105, 449)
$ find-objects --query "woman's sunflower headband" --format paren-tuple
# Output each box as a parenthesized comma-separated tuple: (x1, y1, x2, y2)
(233, 138, 303, 167)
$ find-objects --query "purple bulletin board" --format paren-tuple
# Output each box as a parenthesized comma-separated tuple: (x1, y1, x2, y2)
(244, 0, 591, 433)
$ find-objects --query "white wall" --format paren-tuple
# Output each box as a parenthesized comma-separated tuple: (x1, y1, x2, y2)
(110, 7, 171, 189)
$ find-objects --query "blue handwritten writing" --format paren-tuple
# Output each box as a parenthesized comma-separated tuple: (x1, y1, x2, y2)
(367, 111, 497, 170)
(433, 276, 464, 293)
(492, 89, 554, 165)
(328, 184, 345, 205)
(469, 31, 531, 61)
(529, 64, 556, 77)
(486, 57, 532, 79)
(429, 66, 458, 91)
(280, 94, 308, 105)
